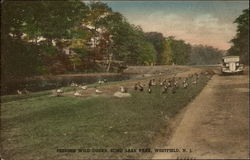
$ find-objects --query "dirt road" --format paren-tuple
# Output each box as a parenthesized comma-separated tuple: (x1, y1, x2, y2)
(153, 73, 249, 159)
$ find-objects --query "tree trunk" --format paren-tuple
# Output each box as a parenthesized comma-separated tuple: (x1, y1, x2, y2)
(106, 53, 113, 72)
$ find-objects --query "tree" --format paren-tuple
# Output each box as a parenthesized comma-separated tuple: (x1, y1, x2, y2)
(161, 39, 173, 65)
(168, 37, 191, 65)
(228, 9, 249, 64)
(189, 45, 224, 65)
(1, 0, 88, 79)
(145, 32, 165, 65)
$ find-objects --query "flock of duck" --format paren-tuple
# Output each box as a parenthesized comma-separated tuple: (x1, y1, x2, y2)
(16, 71, 212, 97)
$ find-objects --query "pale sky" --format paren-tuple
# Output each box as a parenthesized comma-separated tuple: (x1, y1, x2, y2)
(107, 1, 249, 50)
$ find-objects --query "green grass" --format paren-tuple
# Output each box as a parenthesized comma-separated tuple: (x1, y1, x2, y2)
(1, 78, 138, 103)
(1, 75, 210, 160)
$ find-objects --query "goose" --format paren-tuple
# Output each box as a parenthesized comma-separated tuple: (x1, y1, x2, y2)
(17, 90, 23, 95)
(158, 78, 162, 85)
(71, 82, 78, 87)
(80, 85, 87, 90)
(98, 80, 105, 85)
(148, 80, 152, 87)
(95, 88, 103, 94)
(160, 79, 167, 86)
(151, 79, 156, 86)
(148, 87, 152, 94)
(23, 88, 30, 94)
(174, 80, 178, 88)
(172, 86, 176, 94)
(56, 89, 64, 96)
(138, 83, 144, 92)
(167, 80, 172, 87)
(183, 80, 188, 89)
(195, 73, 199, 80)
(161, 85, 168, 94)
(74, 91, 82, 97)
(120, 86, 127, 93)
(192, 80, 197, 84)
(160, 81, 164, 86)
(134, 83, 138, 90)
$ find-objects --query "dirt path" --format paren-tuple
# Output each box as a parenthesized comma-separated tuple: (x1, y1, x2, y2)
(153, 73, 249, 159)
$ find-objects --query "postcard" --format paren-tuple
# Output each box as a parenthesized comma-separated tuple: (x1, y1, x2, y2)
(1, 0, 249, 159)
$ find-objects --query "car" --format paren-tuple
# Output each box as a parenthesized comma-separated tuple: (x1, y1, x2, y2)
(221, 56, 244, 75)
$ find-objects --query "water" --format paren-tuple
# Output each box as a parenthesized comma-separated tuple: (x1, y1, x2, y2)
(1, 74, 131, 95)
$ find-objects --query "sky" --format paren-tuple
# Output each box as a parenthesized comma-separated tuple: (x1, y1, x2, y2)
(106, 1, 249, 50)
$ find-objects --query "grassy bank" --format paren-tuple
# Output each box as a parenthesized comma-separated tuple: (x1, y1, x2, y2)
(1, 75, 211, 159)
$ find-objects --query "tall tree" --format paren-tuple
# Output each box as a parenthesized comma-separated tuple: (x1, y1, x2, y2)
(1, 0, 89, 79)
(228, 8, 249, 64)
(161, 39, 173, 65)
(168, 37, 191, 65)
(189, 45, 224, 65)
(145, 32, 165, 65)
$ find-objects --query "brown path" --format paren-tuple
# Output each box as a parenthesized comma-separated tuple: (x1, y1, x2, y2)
(153, 74, 249, 159)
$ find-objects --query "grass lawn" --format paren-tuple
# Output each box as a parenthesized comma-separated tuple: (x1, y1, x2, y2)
(1, 75, 210, 160)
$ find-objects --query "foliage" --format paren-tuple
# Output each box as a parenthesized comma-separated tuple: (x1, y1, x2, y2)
(1, 38, 42, 80)
(145, 32, 165, 64)
(1, 0, 225, 82)
(1, 0, 89, 79)
(228, 9, 249, 64)
(161, 39, 173, 65)
(168, 37, 191, 65)
(189, 45, 224, 65)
